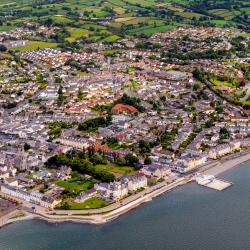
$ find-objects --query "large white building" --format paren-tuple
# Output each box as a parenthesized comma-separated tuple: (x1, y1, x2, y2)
(124, 175, 147, 192)
(55, 137, 91, 150)
(95, 182, 128, 201)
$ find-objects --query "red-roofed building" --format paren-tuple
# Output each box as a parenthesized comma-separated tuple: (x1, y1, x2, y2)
(116, 132, 125, 141)
(112, 104, 138, 114)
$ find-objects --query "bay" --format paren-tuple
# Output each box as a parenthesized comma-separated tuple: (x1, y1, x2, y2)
(1, 162, 250, 250)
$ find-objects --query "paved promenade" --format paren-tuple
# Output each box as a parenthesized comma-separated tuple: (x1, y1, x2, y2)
(203, 151, 250, 176)
(1, 150, 250, 226)
(34, 177, 187, 224)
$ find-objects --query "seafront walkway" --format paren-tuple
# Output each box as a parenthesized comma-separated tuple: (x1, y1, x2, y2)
(47, 177, 186, 215)
(203, 150, 250, 176)
(1, 150, 250, 226)
(33, 177, 188, 224)
(0, 176, 188, 224)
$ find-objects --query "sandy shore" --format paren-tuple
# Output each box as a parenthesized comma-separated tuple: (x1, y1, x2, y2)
(1, 151, 250, 227)
(0, 211, 35, 228)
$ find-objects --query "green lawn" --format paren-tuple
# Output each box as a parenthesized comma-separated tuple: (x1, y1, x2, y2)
(52, 15, 74, 24)
(208, 9, 240, 21)
(210, 79, 236, 88)
(81, 23, 107, 30)
(114, 7, 126, 14)
(240, 33, 250, 37)
(95, 163, 135, 175)
(103, 49, 123, 56)
(56, 178, 93, 193)
(68, 197, 109, 209)
(101, 35, 120, 43)
(0, 26, 16, 31)
(176, 11, 205, 19)
(130, 81, 141, 88)
(209, 20, 232, 26)
(66, 27, 90, 42)
(242, 100, 250, 105)
(13, 41, 58, 51)
(128, 23, 180, 36)
(77, 71, 89, 76)
(0, 0, 246, 39)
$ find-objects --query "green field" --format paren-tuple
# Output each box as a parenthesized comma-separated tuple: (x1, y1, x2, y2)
(209, 20, 232, 26)
(67, 197, 109, 209)
(210, 79, 236, 88)
(56, 178, 94, 194)
(0, 25, 16, 31)
(241, 33, 250, 37)
(241, 7, 250, 14)
(52, 15, 74, 24)
(13, 41, 58, 52)
(101, 35, 120, 43)
(209, 9, 241, 20)
(81, 23, 106, 30)
(176, 11, 205, 19)
(95, 163, 135, 175)
(129, 24, 179, 36)
(0, 0, 248, 40)
(66, 27, 90, 42)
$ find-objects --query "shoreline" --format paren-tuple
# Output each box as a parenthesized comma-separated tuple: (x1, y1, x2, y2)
(1, 151, 250, 228)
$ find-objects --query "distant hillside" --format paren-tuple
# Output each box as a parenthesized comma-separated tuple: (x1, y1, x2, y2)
(0, 0, 249, 38)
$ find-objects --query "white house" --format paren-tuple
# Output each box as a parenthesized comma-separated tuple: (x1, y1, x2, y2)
(124, 175, 147, 192)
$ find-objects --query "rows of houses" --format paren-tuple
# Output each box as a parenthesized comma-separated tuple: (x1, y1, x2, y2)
(0, 184, 61, 209)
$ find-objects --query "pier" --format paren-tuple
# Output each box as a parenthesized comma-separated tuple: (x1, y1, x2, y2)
(195, 175, 233, 191)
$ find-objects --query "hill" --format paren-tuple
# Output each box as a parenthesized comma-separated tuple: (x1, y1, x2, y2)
(0, 0, 249, 40)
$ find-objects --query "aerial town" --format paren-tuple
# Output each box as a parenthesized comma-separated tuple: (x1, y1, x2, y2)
(0, 20, 249, 225)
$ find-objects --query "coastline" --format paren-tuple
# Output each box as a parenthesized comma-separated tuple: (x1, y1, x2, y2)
(202, 151, 250, 176)
(1, 151, 250, 228)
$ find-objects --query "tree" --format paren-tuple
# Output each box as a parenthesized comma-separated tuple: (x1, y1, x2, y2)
(115, 156, 126, 166)
(23, 143, 31, 151)
(220, 127, 229, 139)
(43, 18, 53, 26)
(90, 153, 107, 165)
(60, 202, 70, 209)
(78, 116, 112, 131)
(0, 44, 7, 52)
(215, 104, 223, 114)
(139, 140, 152, 154)
(144, 156, 152, 165)
(57, 86, 65, 106)
(124, 153, 139, 167)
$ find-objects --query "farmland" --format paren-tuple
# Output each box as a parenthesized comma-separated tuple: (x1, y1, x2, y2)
(0, 0, 248, 51)
(0, 1, 249, 32)
(13, 41, 58, 52)
(208, 9, 241, 21)
(66, 27, 90, 42)
(0, 25, 16, 31)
